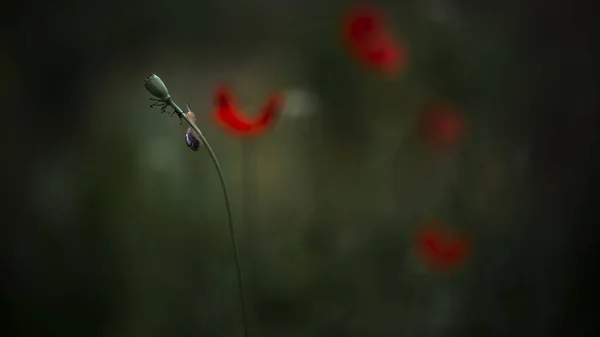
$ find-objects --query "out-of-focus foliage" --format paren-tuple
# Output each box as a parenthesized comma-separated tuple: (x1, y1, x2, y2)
(2, 0, 599, 337)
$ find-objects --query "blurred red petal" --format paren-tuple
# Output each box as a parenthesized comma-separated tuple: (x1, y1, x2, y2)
(342, 6, 408, 76)
(416, 221, 471, 271)
(364, 37, 406, 75)
(216, 108, 254, 133)
(215, 85, 236, 111)
(213, 85, 283, 137)
(344, 6, 386, 45)
(254, 92, 285, 128)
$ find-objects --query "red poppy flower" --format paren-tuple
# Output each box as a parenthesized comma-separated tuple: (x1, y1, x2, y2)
(213, 85, 285, 137)
(416, 221, 471, 271)
(342, 6, 408, 76)
(420, 101, 466, 150)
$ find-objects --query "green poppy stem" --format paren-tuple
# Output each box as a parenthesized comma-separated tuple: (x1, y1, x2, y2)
(170, 100, 250, 337)
(241, 140, 257, 259)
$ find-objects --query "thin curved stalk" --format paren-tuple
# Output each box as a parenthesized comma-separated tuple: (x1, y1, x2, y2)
(241, 140, 257, 264)
(169, 100, 250, 337)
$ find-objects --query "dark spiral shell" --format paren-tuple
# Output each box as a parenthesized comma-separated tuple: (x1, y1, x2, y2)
(185, 130, 200, 151)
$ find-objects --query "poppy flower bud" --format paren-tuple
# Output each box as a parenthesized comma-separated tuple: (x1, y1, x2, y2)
(144, 74, 171, 101)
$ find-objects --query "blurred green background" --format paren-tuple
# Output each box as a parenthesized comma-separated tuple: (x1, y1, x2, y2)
(2, 0, 599, 336)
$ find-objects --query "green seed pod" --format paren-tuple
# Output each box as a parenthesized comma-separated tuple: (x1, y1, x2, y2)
(144, 74, 171, 101)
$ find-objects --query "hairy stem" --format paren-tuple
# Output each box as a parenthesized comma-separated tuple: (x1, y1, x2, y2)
(170, 100, 250, 337)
